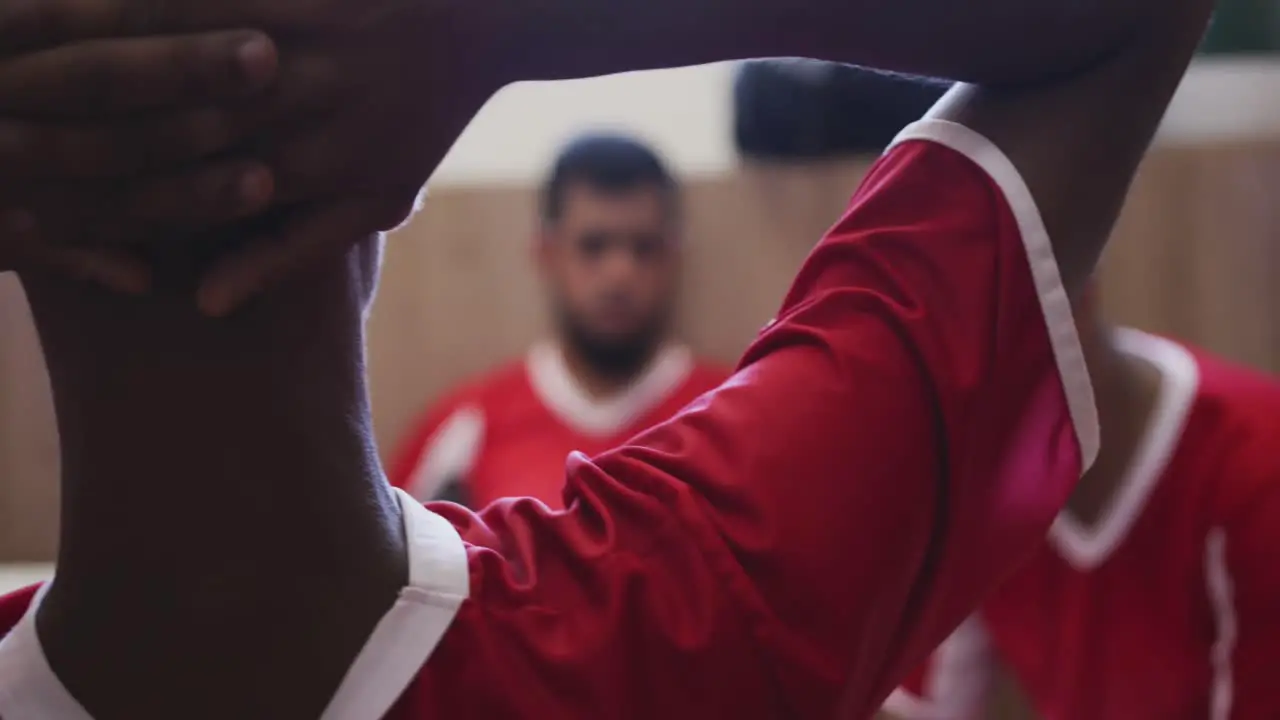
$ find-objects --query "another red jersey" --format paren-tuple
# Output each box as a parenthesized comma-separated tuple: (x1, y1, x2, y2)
(886, 331, 1280, 720)
(0, 119, 1100, 720)
(389, 343, 728, 509)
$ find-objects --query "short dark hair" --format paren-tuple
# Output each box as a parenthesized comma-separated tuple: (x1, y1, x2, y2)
(540, 133, 677, 222)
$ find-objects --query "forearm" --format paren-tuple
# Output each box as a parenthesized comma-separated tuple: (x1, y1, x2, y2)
(922, 0, 1214, 297)
(483, 0, 1157, 87)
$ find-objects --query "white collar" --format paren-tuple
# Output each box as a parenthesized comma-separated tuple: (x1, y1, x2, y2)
(1049, 328, 1200, 569)
(526, 342, 695, 437)
(0, 488, 469, 720)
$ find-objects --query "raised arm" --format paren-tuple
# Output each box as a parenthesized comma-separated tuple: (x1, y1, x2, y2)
(0, 0, 1192, 313)
(428, 2, 1218, 718)
(499, 0, 1207, 296)
(488, 0, 1157, 87)
(922, 0, 1215, 295)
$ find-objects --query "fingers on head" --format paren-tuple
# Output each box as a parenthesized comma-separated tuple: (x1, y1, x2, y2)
(41, 246, 151, 294)
(0, 206, 149, 294)
(124, 30, 278, 106)
(123, 159, 275, 227)
(197, 200, 386, 317)
(0, 0, 118, 54)
(0, 0, 249, 47)
(0, 158, 273, 253)
(0, 30, 276, 117)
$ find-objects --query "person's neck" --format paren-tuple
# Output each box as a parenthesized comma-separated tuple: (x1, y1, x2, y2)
(19, 257, 406, 718)
(558, 338, 661, 400)
(1066, 326, 1164, 526)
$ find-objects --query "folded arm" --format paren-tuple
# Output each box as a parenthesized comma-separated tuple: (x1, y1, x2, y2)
(493, 0, 1159, 87)
(447, 0, 1217, 716)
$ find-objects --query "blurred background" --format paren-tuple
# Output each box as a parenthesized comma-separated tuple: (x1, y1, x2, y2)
(2, 2, 1279, 585)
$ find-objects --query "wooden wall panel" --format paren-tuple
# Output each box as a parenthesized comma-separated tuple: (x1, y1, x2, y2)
(0, 275, 59, 560)
(3, 141, 1279, 561)
(1099, 141, 1280, 370)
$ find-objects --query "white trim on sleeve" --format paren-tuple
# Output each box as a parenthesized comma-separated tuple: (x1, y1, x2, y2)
(888, 119, 1100, 474)
(320, 488, 470, 719)
(0, 489, 470, 720)
(1204, 528, 1237, 720)
(0, 584, 91, 720)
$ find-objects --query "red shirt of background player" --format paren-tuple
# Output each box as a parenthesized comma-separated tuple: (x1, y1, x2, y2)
(887, 332, 1280, 720)
(389, 342, 727, 509)
(0, 118, 1098, 719)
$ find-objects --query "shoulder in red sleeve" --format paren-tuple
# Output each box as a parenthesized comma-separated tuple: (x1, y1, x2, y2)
(684, 359, 732, 393)
(391, 119, 1098, 719)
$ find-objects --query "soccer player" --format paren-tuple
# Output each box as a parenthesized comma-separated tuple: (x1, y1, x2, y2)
(390, 133, 727, 508)
(0, 0, 1214, 717)
(884, 290, 1280, 720)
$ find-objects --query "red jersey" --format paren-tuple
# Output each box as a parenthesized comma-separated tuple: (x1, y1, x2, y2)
(389, 343, 728, 509)
(0, 118, 1099, 720)
(886, 331, 1280, 720)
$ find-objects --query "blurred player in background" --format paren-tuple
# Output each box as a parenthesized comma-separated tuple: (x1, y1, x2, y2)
(390, 133, 727, 508)
(884, 285, 1280, 720)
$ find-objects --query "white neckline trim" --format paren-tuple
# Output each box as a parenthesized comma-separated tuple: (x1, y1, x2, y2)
(0, 488, 469, 720)
(0, 584, 86, 719)
(890, 119, 1100, 474)
(1049, 328, 1200, 569)
(526, 341, 695, 437)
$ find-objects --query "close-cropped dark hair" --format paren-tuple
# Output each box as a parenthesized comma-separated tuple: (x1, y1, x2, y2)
(540, 133, 677, 223)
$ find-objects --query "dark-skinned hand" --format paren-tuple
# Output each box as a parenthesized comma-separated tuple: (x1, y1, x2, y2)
(5, 0, 512, 314)
(0, 18, 281, 293)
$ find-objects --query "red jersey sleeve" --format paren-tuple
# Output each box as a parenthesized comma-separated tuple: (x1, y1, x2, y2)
(415, 119, 1097, 719)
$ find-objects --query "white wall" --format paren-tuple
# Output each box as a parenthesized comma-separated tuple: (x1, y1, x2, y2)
(429, 57, 1280, 188)
(0, 564, 51, 595)
(1161, 57, 1280, 143)
(430, 63, 737, 187)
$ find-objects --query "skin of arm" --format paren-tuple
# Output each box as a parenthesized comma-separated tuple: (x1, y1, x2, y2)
(924, 0, 1216, 296)
(491, 0, 1210, 299)
(480, 0, 1157, 87)
(881, 7, 1214, 716)
(214, 0, 1200, 310)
